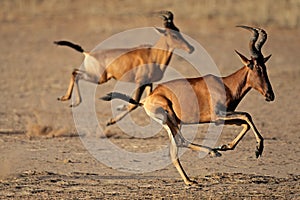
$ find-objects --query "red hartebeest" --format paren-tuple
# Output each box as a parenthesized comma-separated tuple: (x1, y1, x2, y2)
(54, 11, 194, 126)
(101, 26, 275, 186)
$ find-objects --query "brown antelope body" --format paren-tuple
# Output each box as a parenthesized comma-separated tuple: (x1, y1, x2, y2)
(101, 26, 275, 186)
(55, 11, 194, 126)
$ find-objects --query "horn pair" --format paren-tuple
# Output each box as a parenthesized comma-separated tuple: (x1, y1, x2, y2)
(237, 25, 268, 58)
(157, 10, 179, 31)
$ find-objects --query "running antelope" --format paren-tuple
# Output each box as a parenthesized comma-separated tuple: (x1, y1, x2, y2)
(101, 26, 275, 186)
(55, 11, 194, 126)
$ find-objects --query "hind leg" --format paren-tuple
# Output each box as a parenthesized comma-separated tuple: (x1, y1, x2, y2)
(106, 84, 148, 126)
(116, 83, 152, 111)
(143, 97, 197, 185)
(58, 69, 78, 102)
(58, 69, 101, 107)
(164, 124, 198, 186)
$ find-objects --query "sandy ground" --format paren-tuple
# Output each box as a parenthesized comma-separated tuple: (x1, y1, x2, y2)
(0, 1, 300, 199)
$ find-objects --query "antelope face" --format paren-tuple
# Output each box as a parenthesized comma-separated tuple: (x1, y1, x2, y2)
(249, 57, 275, 102)
(165, 29, 194, 54)
(236, 25, 275, 102)
(156, 10, 194, 54)
(155, 27, 194, 54)
(236, 50, 275, 102)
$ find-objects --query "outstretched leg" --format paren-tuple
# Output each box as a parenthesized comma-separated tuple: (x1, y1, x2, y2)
(214, 111, 264, 158)
(143, 97, 220, 185)
(57, 69, 78, 102)
(142, 97, 196, 185)
(106, 84, 149, 126)
(116, 83, 153, 111)
(58, 69, 100, 107)
(163, 124, 198, 186)
(166, 119, 221, 157)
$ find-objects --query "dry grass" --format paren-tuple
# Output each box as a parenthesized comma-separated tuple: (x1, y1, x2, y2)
(1, 0, 299, 28)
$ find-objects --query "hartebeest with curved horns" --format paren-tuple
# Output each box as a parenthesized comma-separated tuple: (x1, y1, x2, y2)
(101, 26, 275, 186)
(55, 11, 194, 125)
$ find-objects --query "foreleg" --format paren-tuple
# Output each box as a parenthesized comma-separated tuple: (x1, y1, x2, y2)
(214, 111, 264, 158)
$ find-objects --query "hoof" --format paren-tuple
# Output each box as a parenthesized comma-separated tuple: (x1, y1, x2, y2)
(69, 102, 79, 107)
(106, 119, 115, 126)
(209, 149, 222, 157)
(57, 96, 63, 101)
(57, 96, 69, 101)
(255, 147, 263, 158)
(255, 141, 264, 158)
(185, 179, 199, 187)
(213, 144, 231, 151)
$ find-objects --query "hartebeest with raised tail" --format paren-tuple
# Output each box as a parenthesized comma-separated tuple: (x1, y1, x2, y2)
(101, 26, 275, 186)
(54, 11, 194, 125)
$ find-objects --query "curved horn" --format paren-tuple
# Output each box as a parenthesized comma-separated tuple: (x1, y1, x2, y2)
(159, 10, 174, 21)
(158, 10, 179, 31)
(255, 28, 267, 52)
(237, 25, 260, 58)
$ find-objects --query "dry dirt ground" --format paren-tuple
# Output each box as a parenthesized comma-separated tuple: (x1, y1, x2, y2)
(0, 1, 300, 199)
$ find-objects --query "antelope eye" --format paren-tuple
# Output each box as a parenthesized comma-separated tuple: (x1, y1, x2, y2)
(247, 61, 254, 69)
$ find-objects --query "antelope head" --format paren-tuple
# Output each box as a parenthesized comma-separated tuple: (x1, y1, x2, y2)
(235, 25, 275, 102)
(155, 11, 194, 54)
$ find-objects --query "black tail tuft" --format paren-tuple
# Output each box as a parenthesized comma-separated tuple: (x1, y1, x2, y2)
(100, 92, 114, 101)
(54, 40, 84, 53)
(100, 92, 140, 106)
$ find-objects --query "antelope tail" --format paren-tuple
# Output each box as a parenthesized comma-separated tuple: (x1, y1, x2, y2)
(54, 40, 85, 53)
(100, 92, 143, 106)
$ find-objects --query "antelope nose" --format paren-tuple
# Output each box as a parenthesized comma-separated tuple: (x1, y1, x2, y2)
(266, 91, 275, 102)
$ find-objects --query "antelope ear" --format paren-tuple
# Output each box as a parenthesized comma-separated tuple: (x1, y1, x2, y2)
(264, 54, 272, 63)
(235, 50, 251, 67)
(154, 27, 166, 35)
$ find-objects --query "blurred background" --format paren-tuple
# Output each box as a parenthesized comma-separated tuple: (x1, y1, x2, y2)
(1, 0, 300, 28)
